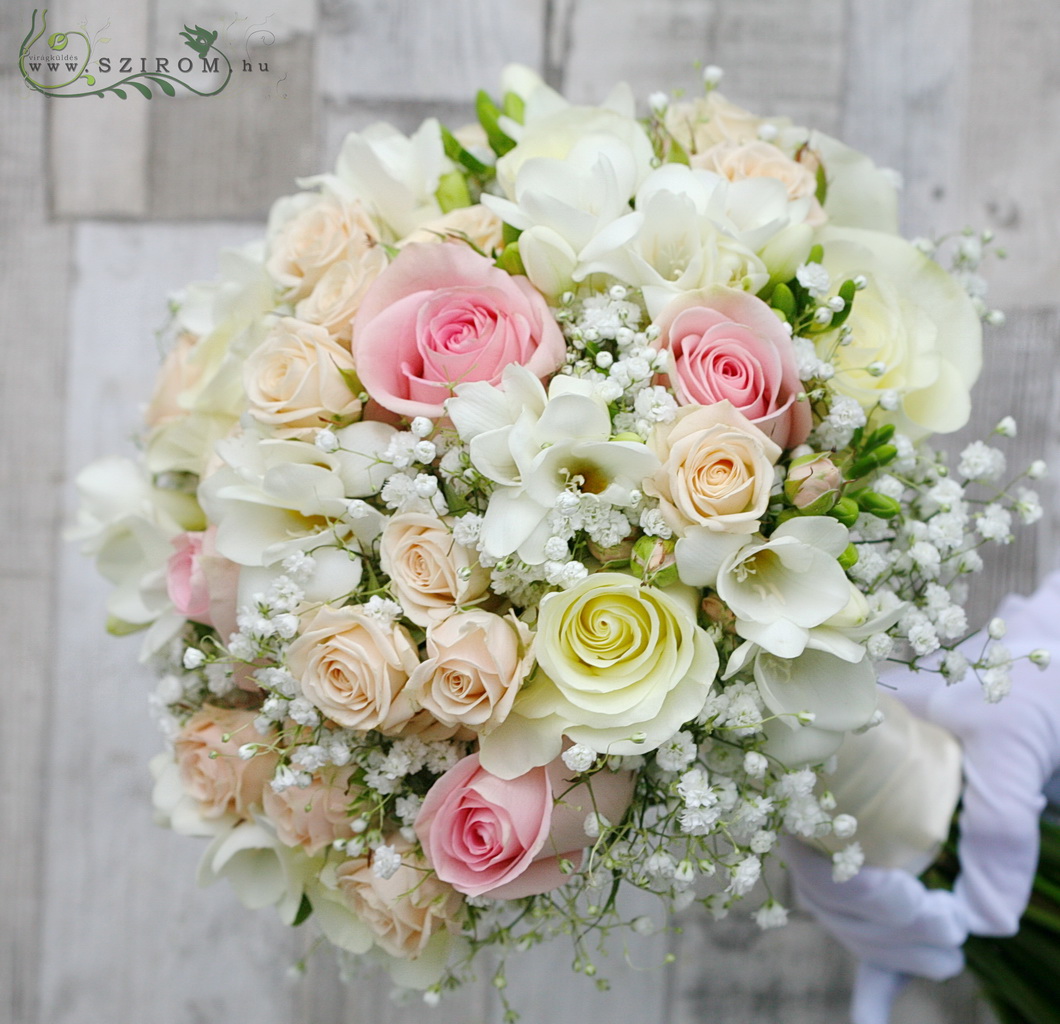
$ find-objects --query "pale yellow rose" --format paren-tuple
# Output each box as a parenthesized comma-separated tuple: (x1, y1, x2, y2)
(174, 706, 279, 819)
(261, 766, 360, 856)
(407, 610, 534, 732)
(477, 573, 718, 778)
(400, 204, 505, 255)
(286, 604, 420, 733)
(294, 247, 388, 343)
(266, 191, 382, 302)
(378, 512, 491, 628)
(645, 401, 782, 536)
(816, 227, 982, 436)
(334, 838, 462, 960)
(243, 316, 362, 432)
(693, 140, 825, 225)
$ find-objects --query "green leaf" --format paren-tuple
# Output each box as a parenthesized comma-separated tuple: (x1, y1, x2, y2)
(494, 240, 525, 277)
(807, 243, 824, 265)
(815, 161, 828, 206)
(476, 89, 516, 157)
(502, 221, 522, 246)
(770, 282, 797, 321)
(112, 87, 127, 99)
(829, 497, 860, 527)
(440, 124, 490, 176)
(148, 75, 176, 97)
(106, 615, 147, 636)
(337, 365, 362, 396)
(846, 444, 898, 479)
(129, 80, 153, 99)
(291, 894, 313, 926)
(667, 137, 691, 166)
(502, 90, 525, 124)
(436, 170, 472, 212)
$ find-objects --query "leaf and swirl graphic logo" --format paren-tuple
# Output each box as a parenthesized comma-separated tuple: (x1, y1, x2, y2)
(18, 8, 233, 99)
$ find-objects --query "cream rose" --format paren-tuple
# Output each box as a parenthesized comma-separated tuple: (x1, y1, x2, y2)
(144, 331, 204, 428)
(379, 512, 491, 627)
(400, 204, 505, 254)
(174, 706, 279, 819)
(286, 604, 420, 733)
(645, 401, 782, 537)
(478, 573, 718, 778)
(664, 91, 764, 153)
(335, 838, 462, 960)
(693, 140, 825, 225)
(243, 317, 362, 433)
(408, 610, 533, 732)
(816, 227, 982, 436)
(294, 248, 388, 343)
(261, 766, 360, 856)
(266, 190, 381, 302)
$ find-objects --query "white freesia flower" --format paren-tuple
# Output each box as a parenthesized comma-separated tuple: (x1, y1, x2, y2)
(715, 517, 852, 658)
(493, 92, 653, 200)
(198, 421, 395, 566)
(311, 119, 447, 241)
(197, 819, 316, 925)
(577, 166, 798, 317)
(752, 648, 879, 765)
(481, 136, 645, 298)
(68, 456, 196, 628)
(447, 365, 660, 563)
(148, 243, 274, 477)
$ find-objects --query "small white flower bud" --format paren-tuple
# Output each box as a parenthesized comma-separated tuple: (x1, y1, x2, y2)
(702, 64, 724, 86)
(410, 416, 433, 438)
(1030, 649, 1051, 669)
(988, 617, 1007, 640)
(994, 415, 1017, 437)
(315, 428, 339, 453)
(183, 648, 205, 670)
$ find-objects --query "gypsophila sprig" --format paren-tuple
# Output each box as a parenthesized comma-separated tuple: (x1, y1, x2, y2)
(70, 59, 1044, 1014)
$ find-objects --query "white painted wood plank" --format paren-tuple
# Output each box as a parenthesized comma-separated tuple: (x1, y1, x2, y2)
(43, 1, 150, 217)
(0, 69, 73, 1024)
(318, 0, 546, 103)
(965, 0, 1060, 309)
(552, 0, 845, 134)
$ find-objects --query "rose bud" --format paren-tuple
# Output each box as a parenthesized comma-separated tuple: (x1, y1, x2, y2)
(784, 452, 842, 514)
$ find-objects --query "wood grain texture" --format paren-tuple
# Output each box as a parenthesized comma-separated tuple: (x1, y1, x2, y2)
(318, 0, 546, 102)
(0, 70, 72, 1024)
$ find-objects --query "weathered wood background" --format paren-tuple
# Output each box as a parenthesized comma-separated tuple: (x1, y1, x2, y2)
(3, 1, 1058, 1022)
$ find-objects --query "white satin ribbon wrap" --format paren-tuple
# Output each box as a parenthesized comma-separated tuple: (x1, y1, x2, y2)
(816, 694, 963, 875)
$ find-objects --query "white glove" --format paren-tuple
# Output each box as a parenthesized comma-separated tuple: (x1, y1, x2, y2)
(786, 569, 1060, 1023)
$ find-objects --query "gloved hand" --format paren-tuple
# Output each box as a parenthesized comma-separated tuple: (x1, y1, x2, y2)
(785, 569, 1060, 1024)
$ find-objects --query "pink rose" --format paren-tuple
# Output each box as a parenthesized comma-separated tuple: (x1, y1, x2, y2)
(167, 532, 211, 622)
(653, 287, 811, 449)
(415, 754, 634, 899)
(351, 242, 565, 419)
(174, 706, 279, 819)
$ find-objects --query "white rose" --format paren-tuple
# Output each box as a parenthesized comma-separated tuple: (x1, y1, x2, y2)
(817, 227, 982, 436)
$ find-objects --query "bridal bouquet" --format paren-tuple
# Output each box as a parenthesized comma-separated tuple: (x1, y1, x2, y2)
(71, 64, 1043, 1007)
